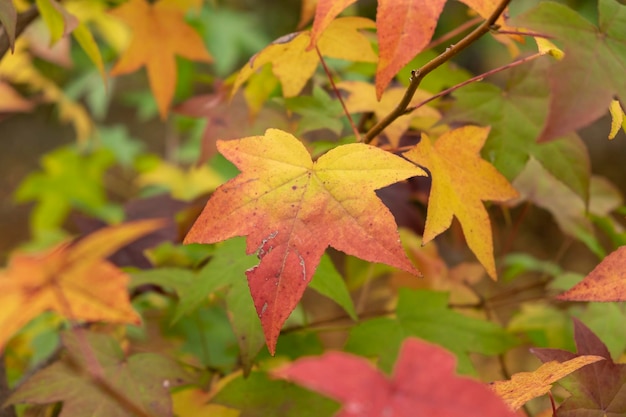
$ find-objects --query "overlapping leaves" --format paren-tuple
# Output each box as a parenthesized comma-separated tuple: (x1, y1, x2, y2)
(184, 129, 424, 353)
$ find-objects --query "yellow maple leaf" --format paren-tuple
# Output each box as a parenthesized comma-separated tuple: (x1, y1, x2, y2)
(172, 388, 239, 417)
(136, 161, 224, 201)
(338, 80, 441, 148)
(233, 16, 377, 100)
(109, 0, 212, 119)
(403, 126, 519, 279)
(0, 219, 164, 351)
(491, 356, 604, 410)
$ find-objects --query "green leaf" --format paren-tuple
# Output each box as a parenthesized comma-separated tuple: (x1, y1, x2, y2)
(166, 304, 239, 372)
(308, 253, 357, 320)
(212, 371, 339, 417)
(283, 87, 344, 136)
(14, 146, 123, 236)
(396, 49, 471, 93)
(512, 158, 605, 258)
(35, 0, 78, 45)
(513, 0, 626, 141)
(130, 267, 196, 295)
(501, 253, 562, 282)
(175, 237, 263, 373)
(345, 289, 518, 375)
(196, 6, 270, 77)
(579, 302, 626, 359)
(6, 331, 196, 417)
(72, 23, 105, 81)
(508, 303, 574, 350)
(96, 125, 146, 168)
(448, 59, 590, 201)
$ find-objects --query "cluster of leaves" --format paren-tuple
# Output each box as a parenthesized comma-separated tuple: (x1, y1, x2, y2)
(1, 0, 626, 416)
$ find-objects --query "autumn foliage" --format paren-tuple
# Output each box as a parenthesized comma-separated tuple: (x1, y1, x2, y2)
(1, 0, 626, 416)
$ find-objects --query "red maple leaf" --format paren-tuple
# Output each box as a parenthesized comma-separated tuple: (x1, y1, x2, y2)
(273, 337, 518, 417)
(184, 129, 423, 353)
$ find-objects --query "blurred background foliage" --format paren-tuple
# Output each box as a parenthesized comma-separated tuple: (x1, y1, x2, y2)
(1, 1, 626, 415)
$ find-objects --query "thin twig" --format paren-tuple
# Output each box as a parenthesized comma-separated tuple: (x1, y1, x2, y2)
(316, 46, 361, 141)
(363, 0, 512, 143)
(403, 52, 545, 115)
(495, 29, 553, 39)
(426, 16, 482, 50)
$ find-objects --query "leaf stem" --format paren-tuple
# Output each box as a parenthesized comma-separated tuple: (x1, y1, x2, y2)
(426, 16, 482, 51)
(403, 52, 545, 115)
(316, 45, 362, 142)
(363, 0, 512, 144)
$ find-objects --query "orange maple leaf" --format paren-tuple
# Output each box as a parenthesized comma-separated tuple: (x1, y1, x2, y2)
(0, 219, 164, 351)
(109, 0, 212, 119)
(403, 126, 519, 279)
(491, 356, 604, 410)
(184, 129, 424, 353)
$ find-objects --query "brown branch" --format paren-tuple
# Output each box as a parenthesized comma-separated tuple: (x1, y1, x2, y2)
(403, 52, 545, 115)
(0, 6, 39, 60)
(363, 0, 512, 143)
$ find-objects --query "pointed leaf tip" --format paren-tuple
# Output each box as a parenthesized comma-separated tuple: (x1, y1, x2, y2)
(185, 129, 424, 352)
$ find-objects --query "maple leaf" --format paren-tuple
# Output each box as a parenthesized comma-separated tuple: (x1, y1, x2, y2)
(5, 331, 195, 417)
(36, 0, 79, 45)
(491, 356, 604, 410)
(232, 17, 377, 100)
(274, 337, 518, 417)
(184, 128, 424, 353)
(109, 0, 212, 119)
(513, 0, 626, 142)
(338, 80, 441, 148)
(0, 219, 164, 351)
(308, 0, 507, 98)
(556, 245, 626, 302)
(403, 126, 519, 279)
(447, 59, 591, 201)
(532, 319, 626, 417)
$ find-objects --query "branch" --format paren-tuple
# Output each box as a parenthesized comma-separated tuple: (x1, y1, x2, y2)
(363, 0, 512, 143)
(403, 51, 545, 115)
(0, 6, 39, 60)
